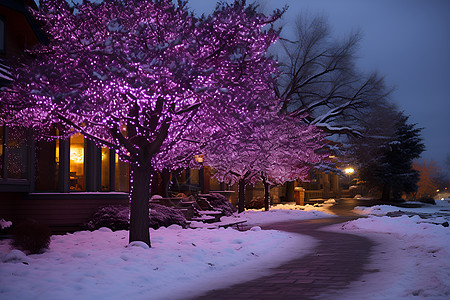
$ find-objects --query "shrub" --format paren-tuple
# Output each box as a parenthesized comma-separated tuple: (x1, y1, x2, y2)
(201, 193, 236, 216)
(12, 221, 51, 254)
(85, 204, 188, 231)
(246, 197, 265, 209)
(418, 197, 436, 205)
(85, 205, 130, 231)
(149, 203, 187, 229)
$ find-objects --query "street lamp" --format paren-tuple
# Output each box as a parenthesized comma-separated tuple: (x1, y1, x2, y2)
(344, 167, 354, 175)
(194, 154, 203, 164)
(194, 155, 204, 193)
(344, 167, 355, 190)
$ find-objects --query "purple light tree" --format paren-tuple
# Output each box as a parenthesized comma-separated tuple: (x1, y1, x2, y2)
(0, 0, 283, 246)
(204, 111, 327, 212)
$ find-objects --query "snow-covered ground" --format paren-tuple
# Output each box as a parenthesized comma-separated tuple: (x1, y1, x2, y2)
(326, 199, 450, 299)
(239, 201, 337, 226)
(1, 200, 449, 300)
(0, 206, 330, 300)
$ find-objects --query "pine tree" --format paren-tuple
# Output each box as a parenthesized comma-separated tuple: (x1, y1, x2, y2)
(361, 114, 425, 201)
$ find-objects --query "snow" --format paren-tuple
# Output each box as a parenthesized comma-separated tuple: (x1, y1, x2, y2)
(323, 200, 450, 299)
(0, 219, 12, 229)
(354, 199, 450, 224)
(1, 201, 449, 299)
(0, 216, 318, 300)
(240, 202, 337, 226)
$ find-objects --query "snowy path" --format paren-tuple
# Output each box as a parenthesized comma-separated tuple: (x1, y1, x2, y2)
(195, 216, 376, 300)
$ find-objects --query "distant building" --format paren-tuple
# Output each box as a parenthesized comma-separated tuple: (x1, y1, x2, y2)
(170, 166, 345, 207)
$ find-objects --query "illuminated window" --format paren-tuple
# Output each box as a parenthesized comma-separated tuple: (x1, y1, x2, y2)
(6, 127, 28, 179)
(101, 147, 110, 191)
(115, 154, 129, 192)
(70, 133, 86, 190)
(190, 169, 199, 185)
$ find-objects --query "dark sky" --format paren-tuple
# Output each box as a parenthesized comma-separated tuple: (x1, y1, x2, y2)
(186, 0, 450, 167)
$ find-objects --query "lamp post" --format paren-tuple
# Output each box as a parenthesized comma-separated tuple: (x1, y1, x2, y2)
(344, 167, 355, 189)
(195, 155, 204, 193)
(344, 167, 354, 176)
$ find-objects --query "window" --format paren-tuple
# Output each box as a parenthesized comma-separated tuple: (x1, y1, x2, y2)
(1, 124, 130, 193)
(6, 127, 28, 179)
(114, 154, 129, 192)
(101, 147, 110, 191)
(69, 133, 86, 191)
(190, 169, 199, 185)
(0, 125, 30, 181)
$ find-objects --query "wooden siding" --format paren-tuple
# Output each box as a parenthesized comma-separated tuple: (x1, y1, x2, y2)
(1, 193, 129, 233)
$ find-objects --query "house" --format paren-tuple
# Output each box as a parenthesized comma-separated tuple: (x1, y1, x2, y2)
(0, 0, 129, 233)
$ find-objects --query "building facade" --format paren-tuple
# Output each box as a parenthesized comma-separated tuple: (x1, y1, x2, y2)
(0, 0, 129, 232)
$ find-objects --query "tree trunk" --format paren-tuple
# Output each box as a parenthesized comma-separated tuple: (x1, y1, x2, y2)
(262, 176, 270, 211)
(381, 183, 391, 202)
(238, 179, 245, 213)
(129, 163, 152, 246)
(392, 187, 402, 202)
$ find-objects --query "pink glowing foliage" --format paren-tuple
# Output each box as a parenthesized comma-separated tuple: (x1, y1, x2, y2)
(204, 111, 328, 187)
(0, 0, 283, 171)
(0, 0, 285, 244)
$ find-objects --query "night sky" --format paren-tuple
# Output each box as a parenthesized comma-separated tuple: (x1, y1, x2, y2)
(186, 0, 450, 168)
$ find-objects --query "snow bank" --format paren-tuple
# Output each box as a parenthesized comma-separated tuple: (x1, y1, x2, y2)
(239, 202, 336, 226)
(326, 213, 450, 299)
(0, 224, 315, 300)
(353, 204, 397, 216)
(354, 200, 450, 224)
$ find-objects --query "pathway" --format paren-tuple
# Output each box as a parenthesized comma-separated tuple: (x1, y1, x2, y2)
(193, 199, 378, 300)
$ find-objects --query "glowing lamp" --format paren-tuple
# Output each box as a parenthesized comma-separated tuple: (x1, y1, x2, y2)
(344, 167, 355, 175)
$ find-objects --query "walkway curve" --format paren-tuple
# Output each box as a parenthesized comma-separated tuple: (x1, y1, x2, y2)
(194, 216, 377, 300)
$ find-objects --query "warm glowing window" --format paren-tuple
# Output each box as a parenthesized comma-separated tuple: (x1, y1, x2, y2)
(115, 153, 129, 192)
(70, 133, 86, 190)
(190, 169, 199, 185)
(101, 147, 110, 191)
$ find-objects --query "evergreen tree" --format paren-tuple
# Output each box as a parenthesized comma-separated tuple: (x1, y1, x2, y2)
(359, 113, 425, 201)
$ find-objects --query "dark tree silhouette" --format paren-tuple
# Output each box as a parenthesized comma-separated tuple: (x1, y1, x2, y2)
(356, 113, 425, 201)
(275, 14, 391, 138)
